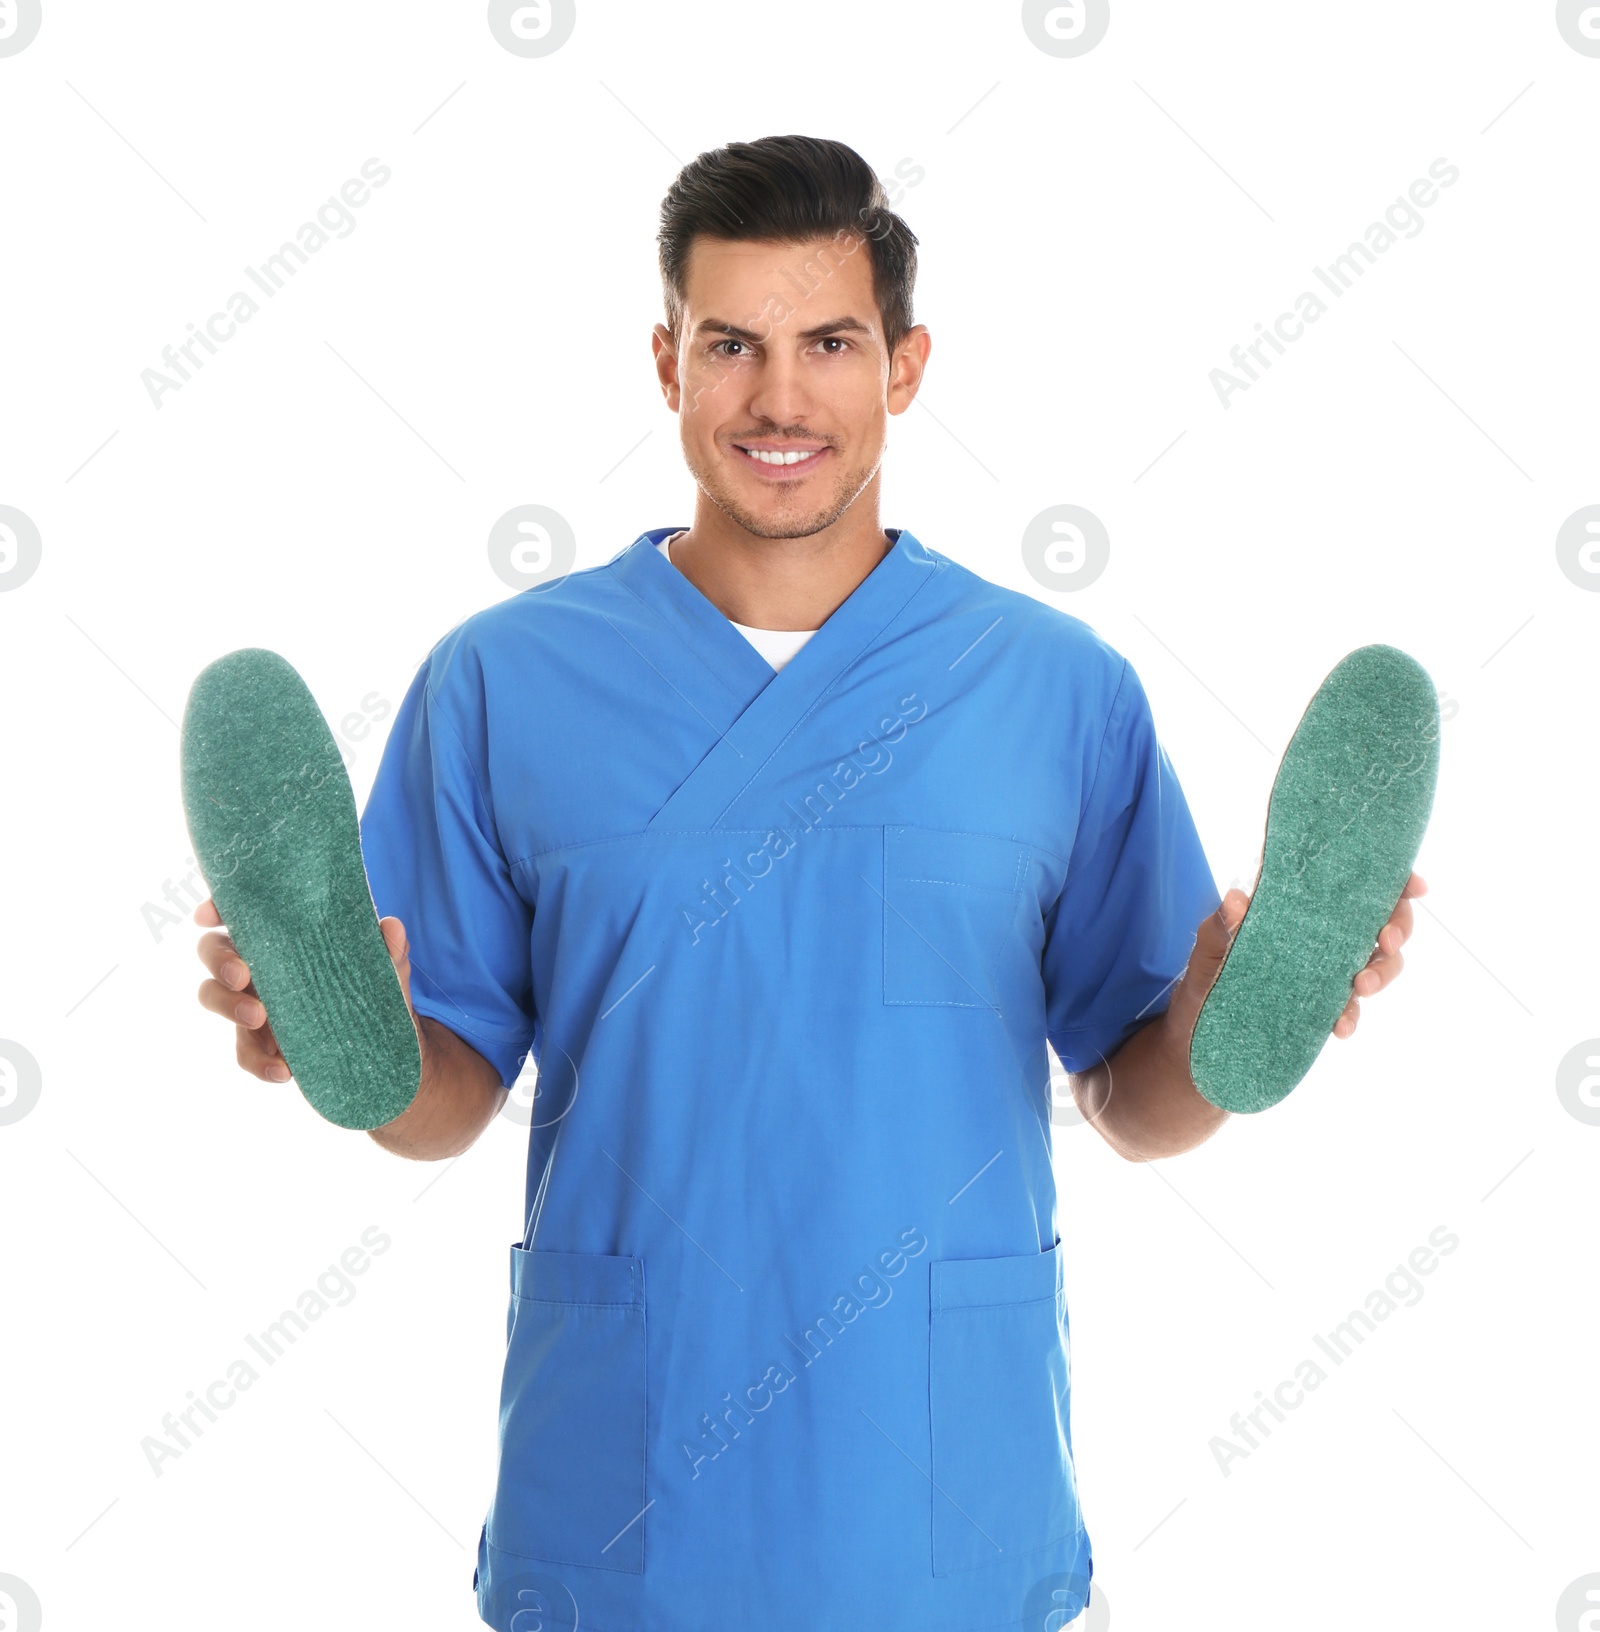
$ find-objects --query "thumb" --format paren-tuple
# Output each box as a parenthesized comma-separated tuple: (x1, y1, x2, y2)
(1165, 889, 1251, 1075)
(379, 916, 415, 1012)
(1189, 889, 1250, 993)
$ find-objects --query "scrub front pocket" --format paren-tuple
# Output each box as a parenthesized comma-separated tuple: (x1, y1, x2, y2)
(882, 826, 1027, 1007)
(486, 1244, 647, 1574)
(928, 1239, 1081, 1576)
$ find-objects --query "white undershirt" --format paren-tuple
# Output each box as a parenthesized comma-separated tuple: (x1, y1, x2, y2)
(656, 532, 818, 672)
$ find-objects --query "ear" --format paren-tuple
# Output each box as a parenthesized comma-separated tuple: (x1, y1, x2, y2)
(886, 324, 932, 417)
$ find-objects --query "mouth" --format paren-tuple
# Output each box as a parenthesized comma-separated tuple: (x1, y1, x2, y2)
(730, 441, 831, 480)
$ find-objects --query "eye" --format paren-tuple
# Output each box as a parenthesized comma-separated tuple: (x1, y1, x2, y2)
(817, 336, 849, 354)
(711, 338, 749, 358)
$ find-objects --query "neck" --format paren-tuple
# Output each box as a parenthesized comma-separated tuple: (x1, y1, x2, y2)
(665, 513, 892, 631)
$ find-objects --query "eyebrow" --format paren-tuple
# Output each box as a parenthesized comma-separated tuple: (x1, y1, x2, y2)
(696, 314, 875, 344)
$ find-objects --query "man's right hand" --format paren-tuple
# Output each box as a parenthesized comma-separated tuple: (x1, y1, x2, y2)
(193, 898, 414, 1085)
(194, 897, 504, 1157)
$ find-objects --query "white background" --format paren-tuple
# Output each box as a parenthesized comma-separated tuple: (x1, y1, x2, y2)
(1, 2, 1594, 1628)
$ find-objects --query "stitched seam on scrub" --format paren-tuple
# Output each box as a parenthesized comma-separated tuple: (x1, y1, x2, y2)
(882, 995, 1000, 1008)
(508, 820, 1067, 873)
(509, 821, 898, 872)
(887, 824, 1069, 869)
(899, 877, 1017, 889)
(936, 1293, 1063, 1313)
(884, 831, 1029, 1008)
(639, 1261, 649, 1571)
(510, 1298, 641, 1310)
(477, 1538, 1091, 1631)
(483, 1537, 641, 1575)
(883, 994, 997, 1007)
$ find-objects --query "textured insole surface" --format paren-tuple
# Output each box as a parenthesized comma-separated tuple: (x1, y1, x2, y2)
(181, 648, 420, 1131)
(1189, 643, 1440, 1114)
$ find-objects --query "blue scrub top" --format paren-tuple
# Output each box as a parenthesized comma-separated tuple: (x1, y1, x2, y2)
(358, 526, 1221, 1632)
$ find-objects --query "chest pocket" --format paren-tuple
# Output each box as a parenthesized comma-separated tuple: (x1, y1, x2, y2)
(882, 826, 1028, 1007)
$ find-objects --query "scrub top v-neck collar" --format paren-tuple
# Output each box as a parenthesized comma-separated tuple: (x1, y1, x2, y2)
(610, 524, 938, 831)
(657, 531, 817, 674)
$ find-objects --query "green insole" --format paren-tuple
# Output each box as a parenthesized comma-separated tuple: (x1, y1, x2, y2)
(181, 648, 421, 1131)
(1189, 644, 1440, 1114)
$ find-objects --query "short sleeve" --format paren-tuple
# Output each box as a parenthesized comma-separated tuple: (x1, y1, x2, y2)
(358, 650, 536, 1089)
(1043, 655, 1221, 1074)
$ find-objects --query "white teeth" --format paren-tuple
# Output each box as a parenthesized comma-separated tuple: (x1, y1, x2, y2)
(741, 447, 820, 466)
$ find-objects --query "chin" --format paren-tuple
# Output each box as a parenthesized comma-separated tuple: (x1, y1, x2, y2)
(702, 484, 846, 542)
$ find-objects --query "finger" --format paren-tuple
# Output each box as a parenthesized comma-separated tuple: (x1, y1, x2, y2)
(196, 929, 253, 991)
(1218, 889, 1249, 936)
(1354, 947, 1404, 997)
(253, 1014, 285, 1068)
(236, 1022, 289, 1081)
(1333, 995, 1360, 1038)
(198, 976, 269, 1029)
(1402, 871, 1428, 897)
(193, 896, 221, 928)
(1353, 950, 1388, 997)
(1378, 895, 1415, 954)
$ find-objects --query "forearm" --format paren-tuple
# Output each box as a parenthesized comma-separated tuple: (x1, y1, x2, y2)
(367, 1015, 507, 1160)
(1069, 1005, 1229, 1161)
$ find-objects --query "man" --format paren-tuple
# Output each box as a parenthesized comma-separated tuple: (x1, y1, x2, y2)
(194, 134, 1421, 1630)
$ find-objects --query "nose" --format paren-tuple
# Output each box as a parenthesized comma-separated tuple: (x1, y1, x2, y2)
(743, 332, 822, 430)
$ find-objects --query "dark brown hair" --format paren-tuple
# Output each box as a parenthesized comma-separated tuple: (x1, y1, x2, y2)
(658, 134, 920, 359)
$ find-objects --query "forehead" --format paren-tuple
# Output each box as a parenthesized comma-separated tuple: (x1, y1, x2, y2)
(680, 233, 878, 332)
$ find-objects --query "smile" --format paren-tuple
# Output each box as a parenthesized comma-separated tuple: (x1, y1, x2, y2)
(733, 444, 829, 476)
